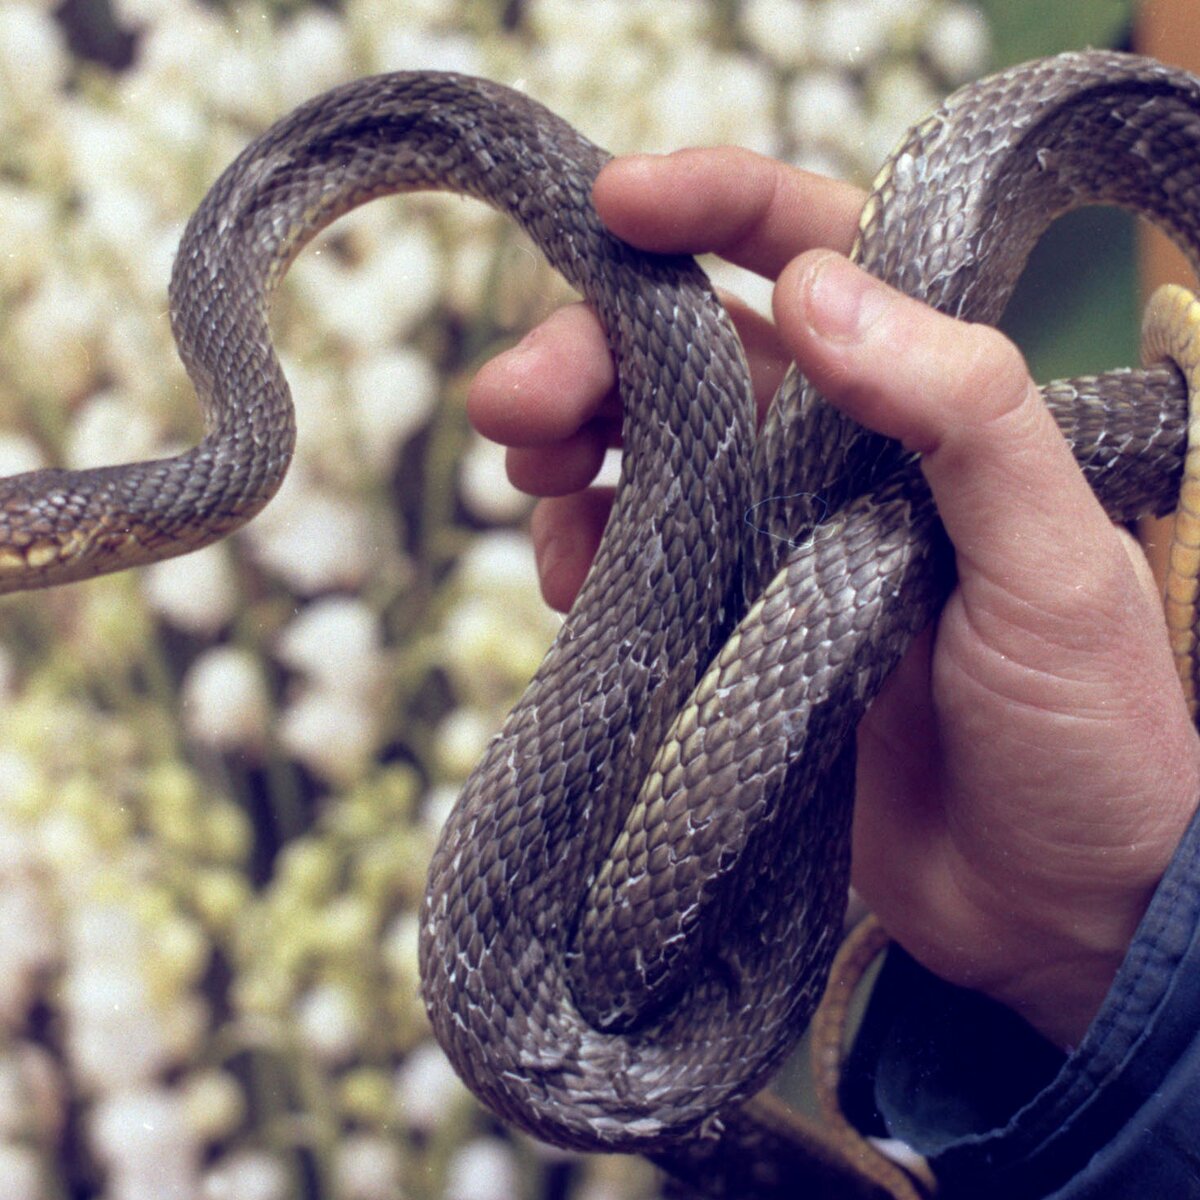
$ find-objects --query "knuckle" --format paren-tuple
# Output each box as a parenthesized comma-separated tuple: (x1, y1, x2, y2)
(948, 323, 1041, 441)
(959, 324, 1032, 412)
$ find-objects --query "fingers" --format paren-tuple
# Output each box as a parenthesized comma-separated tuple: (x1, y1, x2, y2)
(469, 145, 858, 448)
(471, 147, 867, 611)
(594, 148, 864, 278)
(530, 490, 612, 613)
(478, 295, 790, 610)
(505, 426, 613, 499)
(468, 303, 617, 448)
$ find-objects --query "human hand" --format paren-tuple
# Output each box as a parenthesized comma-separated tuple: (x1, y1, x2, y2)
(467, 148, 1200, 1049)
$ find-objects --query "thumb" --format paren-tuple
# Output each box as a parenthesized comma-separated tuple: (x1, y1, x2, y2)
(772, 250, 1161, 675)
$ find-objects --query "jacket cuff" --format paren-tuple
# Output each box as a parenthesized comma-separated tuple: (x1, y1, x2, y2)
(842, 801, 1200, 1199)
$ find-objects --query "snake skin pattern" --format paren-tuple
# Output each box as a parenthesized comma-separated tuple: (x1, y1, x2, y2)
(425, 51, 1199, 1164)
(0, 49, 1198, 1196)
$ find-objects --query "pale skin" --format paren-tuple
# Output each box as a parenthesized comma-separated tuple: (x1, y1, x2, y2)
(468, 148, 1200, 1051)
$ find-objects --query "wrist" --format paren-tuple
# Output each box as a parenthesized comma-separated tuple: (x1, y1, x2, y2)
(986, 899, 1149, 1049)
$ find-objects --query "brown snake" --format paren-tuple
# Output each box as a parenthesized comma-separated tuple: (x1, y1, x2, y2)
(3, 49, 1200, 1199)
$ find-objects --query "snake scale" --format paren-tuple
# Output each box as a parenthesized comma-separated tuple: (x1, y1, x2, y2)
(2, 48, 1200, 1198)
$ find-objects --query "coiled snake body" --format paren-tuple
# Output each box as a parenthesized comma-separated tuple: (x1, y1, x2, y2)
(2, 49, 1200, 1198)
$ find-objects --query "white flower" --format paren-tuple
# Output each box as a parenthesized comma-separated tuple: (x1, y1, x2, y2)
(101, 287, 180, 398)
(863, 0, 933, 46)
(0, 185, 55, 290)
(0, 3, 68, 103)
(924, 3, 991, 83)
(434, 707, 494, 780)
(132, 90, 205, 153)
(208, 39, 273, 123)
(444, 1138, 519, 1200)
(334, 1133, 405, 1200)
(0, 1142, 41, 1200)
(380, 911, 420, 986)
(528, 0, 701, 50)
(181, 1068, 246, 1142)
(419, 783, 460, 838)
(787, 69, 865, 150)
(84, 182, 159, 257)
(393, 1042, 472, 1136)
(35, 811, 95, 877)
(91, 1088, 201, 1200)
(111, 0, 182, 22)
(740, 0, 813, 68)
(0, 1057, 31, 1140)
(348, 0, 462, 28)
(458, 432, 529, 524)
(276, 597, 383, 697)
(349, 346, 438, 469)
(275, 352, 346, 476)
(67, 901, 139, 965)
(274, 10, 351, 109)
(0, 868, 58, 1028)
(630, 0, 708, 47)
(159, 993, 210, 1064)
(11, 270, 104, 399)
(60, 100, 139, 192)
(142, 543, 239, 636)
(58, 101, 161, 255)
(135, 3, 225, 89)
(440, 222, 505, 315)
(810, 0, 890, 69)
(0, 434, 45, 477)
(645, 51, 776, 155)
(180, 646, 270, 752)
(521, 40, 627, 146)
(244, 471, 382, 594)
(0, 822, 38, 879)
(64, 964, 172, 1089)
(61, 903, 185, 1088)
(290, 221, 444, 352)
(367, 25, 485, 76)
(524, 0, 602, 43)
(278, 688, 378, 783)
(865, 64, 942, 167)
(438, 531, 560, 706)
(202, 1150, 290, 1200)
(0, 754, 35, 816)
(0, 650, 18, 709)
(295, 981, 364, 1067)
(151, 915, 210, 993)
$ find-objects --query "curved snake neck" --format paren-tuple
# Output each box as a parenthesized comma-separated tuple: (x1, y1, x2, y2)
(0, 49, 1196, 1176)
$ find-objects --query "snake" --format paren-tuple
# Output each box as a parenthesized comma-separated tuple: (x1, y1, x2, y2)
(2, 47, 1200, 1200)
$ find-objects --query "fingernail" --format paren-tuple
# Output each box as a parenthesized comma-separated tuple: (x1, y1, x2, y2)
(608, 151, 665, 170)
(506, 329, 545, 376)
(802, 252, 890, 343)
(512, 325, 541, 354)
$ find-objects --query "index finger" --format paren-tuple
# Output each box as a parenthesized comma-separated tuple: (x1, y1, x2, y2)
(594, 147, 865, 280)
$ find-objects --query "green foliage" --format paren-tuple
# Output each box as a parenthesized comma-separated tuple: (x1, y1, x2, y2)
(983, 1, 1141, 384)
(977, 0, 1135, 66)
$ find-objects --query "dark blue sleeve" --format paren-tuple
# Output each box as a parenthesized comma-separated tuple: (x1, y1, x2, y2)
(842, 803, 1200, 1199)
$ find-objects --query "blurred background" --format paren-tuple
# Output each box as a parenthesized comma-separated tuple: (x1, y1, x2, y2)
(0, 2, 1146, 1198)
